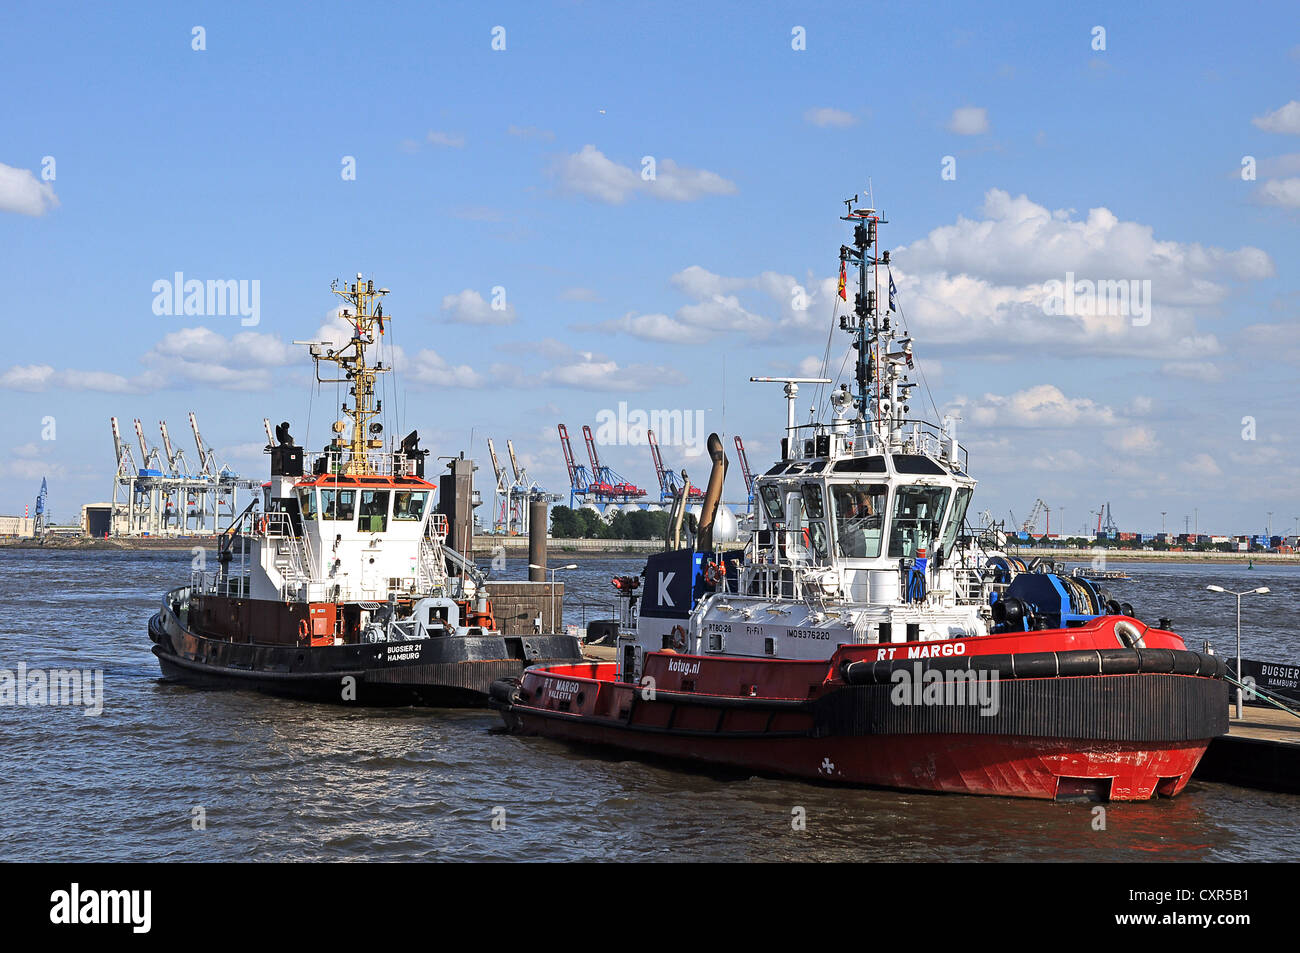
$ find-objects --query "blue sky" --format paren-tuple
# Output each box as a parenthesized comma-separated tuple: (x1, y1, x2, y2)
(3, 1, 1299, 537)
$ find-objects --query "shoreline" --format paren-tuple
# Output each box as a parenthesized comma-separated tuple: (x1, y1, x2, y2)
(3, 536, 1297, 564)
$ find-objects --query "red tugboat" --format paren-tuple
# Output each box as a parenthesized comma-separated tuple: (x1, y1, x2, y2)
(491, 201, 1228, 799)
(149, 275, 582, 705)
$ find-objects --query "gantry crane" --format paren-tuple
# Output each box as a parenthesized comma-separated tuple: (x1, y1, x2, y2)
(734, 435, 755, 508)
(557, 424, 591, 507)
(648, 429, 702, 503)
(582, 424, 645, 502)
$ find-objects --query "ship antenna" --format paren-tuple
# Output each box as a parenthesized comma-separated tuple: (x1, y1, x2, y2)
(839, 195, 888, 445)
(296, 274, 393, 475)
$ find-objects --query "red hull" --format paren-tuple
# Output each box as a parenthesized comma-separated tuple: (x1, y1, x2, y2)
(494, 617, 1228, 801)
(508, 710, 1208, 800)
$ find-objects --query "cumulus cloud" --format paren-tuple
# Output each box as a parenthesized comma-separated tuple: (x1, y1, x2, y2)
(1252, 100, 1300, 134)
(492, 338, 685, 392)
(0, 364, 152, 393)
(946, 106, 989, 135)
(404, 349, 486, 388)
(1107, 426, 1160, 454)
(580, 264, 805, 344)
(1, 323, 303, 395)
(804, 107, 857, 127)
(1178, 452, 1224, 478)
(890, 189, 1273, 360)
(0, 162, 59, 216)
(1255, 176, 1300, 208)
(141, 327, 296, 390)
(948, 384, 1118, 429)
(551, 145, 737, 204)
(440, 288, 516, 326)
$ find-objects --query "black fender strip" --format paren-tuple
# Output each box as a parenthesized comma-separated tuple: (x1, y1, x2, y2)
(841, 647, 1227, 685)
(812, 672, 1229, 741)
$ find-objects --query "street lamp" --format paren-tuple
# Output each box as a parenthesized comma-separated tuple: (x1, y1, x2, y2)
(1206, 584, 1271, 719)
(529, 563, 579, 634)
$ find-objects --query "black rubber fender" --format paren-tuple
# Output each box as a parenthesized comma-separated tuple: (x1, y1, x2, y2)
(488, 677, 519, 706)
(842, 647, 1227, 685)
(1135, 648, 1176, 673)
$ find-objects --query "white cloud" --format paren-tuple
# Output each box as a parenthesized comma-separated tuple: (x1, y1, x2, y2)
(804, 107, 857, 128)
(1242, 323, 1300, 365)
(582, 265, 794, 344)
(891, 189, 1273, 360)
(0, 362, 154, 394)
(1107, 426, 1160, 454)
(0, 364, 55, 391)
(440, 289, 516, 326)
(492, 338, 685, 392)
(1252, 100, 1300, 134)
(1255, 176, 1300, 208)
(946, 106, 989, 135)
(1178, 452, 1224, 479)
(948, 384, 1118, 429)
(426, 130, 466, 148)
(404, 349, 486, 388)
(551, 145, 737, 204)
(142, 327, 295, 390)
(0, 163, 59, 216)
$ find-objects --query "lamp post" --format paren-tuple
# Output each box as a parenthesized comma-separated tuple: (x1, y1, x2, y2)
(1206, 584, 1271, 719)
(530, 563, 578, 634)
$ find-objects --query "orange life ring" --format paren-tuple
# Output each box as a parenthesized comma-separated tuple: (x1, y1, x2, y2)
(298, 618, 310, 640)
(670, 625, 687, 652)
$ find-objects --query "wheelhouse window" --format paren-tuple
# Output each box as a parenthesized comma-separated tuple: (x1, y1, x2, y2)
(320, 488, 356, 521)
(759, 484, 784, 522)
(392, 490, 428, 521)
(939, 486, 973, 559)
(887, 485, 952, 559)
(801, 483, 825, 520)
(297, 488, 317, 520)
(831, 483, 887, 558)
(359, 489, 390, 532)
(779, 486, 825, 562)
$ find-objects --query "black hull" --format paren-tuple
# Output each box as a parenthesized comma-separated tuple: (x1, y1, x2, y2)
(149, 611, 581, 707)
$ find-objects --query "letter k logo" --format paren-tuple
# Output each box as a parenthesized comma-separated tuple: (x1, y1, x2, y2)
(658, 571, 675, 606)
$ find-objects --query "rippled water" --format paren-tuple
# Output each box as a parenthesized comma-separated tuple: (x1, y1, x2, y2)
(2, 548, 1298, 862)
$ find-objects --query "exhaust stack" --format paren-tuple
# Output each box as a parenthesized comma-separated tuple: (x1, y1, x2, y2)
(697, 433, 728, 552)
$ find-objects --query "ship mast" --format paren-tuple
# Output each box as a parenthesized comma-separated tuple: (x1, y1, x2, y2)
(311, 274, 391, 476)
(839, 197, 911, 450)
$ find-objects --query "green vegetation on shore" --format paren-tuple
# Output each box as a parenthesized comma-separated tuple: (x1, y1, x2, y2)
(547, 505, 696, 541)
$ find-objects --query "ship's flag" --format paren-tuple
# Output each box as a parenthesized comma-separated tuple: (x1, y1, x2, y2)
(376, 304, 385, 334)
(838, 261, 847, 300)
(888, 270, 898, 312)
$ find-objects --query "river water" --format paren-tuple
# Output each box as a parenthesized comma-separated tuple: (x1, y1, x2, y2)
(3, 549, 1297, 862)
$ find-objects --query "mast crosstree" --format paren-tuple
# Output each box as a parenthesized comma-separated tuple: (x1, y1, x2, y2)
(302, 274, 392, 475)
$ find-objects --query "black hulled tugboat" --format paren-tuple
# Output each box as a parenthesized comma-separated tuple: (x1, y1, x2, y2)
(149, 276, 582, 705)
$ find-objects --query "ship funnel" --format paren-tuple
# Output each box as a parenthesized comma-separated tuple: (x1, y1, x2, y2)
(696, 433, 728, 553)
